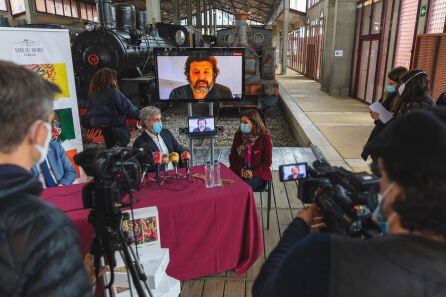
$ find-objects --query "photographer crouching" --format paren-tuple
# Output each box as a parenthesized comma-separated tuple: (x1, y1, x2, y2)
(253, 108, 446, 297)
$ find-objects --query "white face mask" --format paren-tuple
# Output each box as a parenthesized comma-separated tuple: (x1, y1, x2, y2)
(30, 121, 52, 164)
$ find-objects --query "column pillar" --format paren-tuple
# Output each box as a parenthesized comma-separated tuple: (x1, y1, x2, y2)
(196, 0, 201, 31)
(203, 0, 207, 34)
(187, 0, 192, 25)
(281, 0, 289, 75)
(146, 0, 161, 24)
(171, 0, 179, 24)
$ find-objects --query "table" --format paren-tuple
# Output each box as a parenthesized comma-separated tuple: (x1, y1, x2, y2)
(41, 164, 263, 281)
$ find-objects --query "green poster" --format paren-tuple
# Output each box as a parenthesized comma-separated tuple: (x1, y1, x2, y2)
(53, 108, 75, 141)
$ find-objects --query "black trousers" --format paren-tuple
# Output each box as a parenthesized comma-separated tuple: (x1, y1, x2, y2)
(101, 126, 130, 149)
(243, 176, 267, 192)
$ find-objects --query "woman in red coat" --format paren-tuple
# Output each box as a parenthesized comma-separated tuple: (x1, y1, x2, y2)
(229, 110, 273, 191)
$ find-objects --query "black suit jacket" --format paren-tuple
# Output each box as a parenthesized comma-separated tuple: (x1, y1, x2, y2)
(192, 127, 212, 133)
(133, 129, 186, 169)
(169, 83, 233, 100)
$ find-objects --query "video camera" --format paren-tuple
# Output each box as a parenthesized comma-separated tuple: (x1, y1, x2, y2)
(74, 147, 153, 296)
(281, 159, 382, 238)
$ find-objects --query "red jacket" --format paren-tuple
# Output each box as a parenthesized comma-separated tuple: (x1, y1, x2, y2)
(229, 132, 272, 181)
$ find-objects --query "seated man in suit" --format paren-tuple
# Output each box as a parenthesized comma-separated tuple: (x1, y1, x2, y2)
(133, 106, 186, 170)
(31, 140, 77, 188)
(192, 118, 212, 133)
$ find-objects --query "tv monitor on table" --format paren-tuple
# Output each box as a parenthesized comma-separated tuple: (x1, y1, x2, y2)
(155, 48, 245, 102)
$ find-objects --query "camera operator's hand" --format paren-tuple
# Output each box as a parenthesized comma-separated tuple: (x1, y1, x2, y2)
(297, 204, 325, 232)
(84, 253, 110, 287)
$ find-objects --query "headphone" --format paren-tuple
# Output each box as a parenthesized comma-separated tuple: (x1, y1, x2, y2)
(398, 71, 426, 95)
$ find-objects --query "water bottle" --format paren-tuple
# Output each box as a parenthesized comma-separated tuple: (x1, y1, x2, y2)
(213, 160, 222, 188)
(205, 161, 213, 189)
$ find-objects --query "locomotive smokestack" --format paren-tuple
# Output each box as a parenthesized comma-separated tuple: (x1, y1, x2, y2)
(96, 0, 113, 28)
(235, 13, 249, 47)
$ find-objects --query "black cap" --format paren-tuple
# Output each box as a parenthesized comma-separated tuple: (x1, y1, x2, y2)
(365, 107, 446, 178)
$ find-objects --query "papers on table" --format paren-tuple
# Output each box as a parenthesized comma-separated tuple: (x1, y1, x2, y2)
(369, 102, 393, 124)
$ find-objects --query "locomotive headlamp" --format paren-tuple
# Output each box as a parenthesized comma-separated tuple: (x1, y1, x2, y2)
(175, 30, 186, 46)
(85, 23, 95, 32)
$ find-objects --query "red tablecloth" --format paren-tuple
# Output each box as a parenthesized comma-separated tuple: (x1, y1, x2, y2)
(41, 165, 263, 281)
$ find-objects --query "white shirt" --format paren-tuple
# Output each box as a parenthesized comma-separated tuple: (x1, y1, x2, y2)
(145, 130, 173, 170)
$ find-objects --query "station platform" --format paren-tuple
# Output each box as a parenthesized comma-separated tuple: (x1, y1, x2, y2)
(277, 69, 373, 172)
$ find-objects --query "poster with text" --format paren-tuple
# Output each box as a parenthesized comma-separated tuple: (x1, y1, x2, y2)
(0, 27, 85, 182)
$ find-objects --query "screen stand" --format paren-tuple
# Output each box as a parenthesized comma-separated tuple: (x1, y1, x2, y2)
(187, 102, 216, 167)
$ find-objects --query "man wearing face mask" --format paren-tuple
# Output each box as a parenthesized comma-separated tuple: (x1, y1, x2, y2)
(253, 108, 446, 297)
(0, 61, 91, 296)
(133, 106, 186, 171)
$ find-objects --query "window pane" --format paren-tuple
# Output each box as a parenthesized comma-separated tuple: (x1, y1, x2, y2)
(55, 0, 63, 15)
(92, 5, 97, 22)
(0, 0, 7, 11)
(370, 1, 382, 34)
(86, 4, 92, 20)
(394, 0, 418, 68)
(35, 0, 46, 12)
(45, 0, 55, 13)
(63, 0, 71, 16)
(80, 2, 87, 19)
(71, 0, 77, 17)
(362, 4, 371, 35)
(427, 0, 446, 34)
(10, 0, 26, 14)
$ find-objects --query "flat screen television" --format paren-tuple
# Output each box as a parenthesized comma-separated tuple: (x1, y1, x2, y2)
(155, 48, 245, 102)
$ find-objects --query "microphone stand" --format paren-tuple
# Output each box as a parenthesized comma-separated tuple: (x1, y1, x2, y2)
(160, 163, 169, 185)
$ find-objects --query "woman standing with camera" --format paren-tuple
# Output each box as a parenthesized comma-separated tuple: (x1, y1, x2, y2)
(229, 110, 272, 191)
(86, 68, 139, 149)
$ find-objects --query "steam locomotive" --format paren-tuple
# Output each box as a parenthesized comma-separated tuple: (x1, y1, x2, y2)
(71, 0, 202, 107)
(216, 14, 278, 107)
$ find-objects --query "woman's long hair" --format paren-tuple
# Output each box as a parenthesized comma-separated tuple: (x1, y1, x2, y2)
(392, 69, 429, 113)
(240, 110, 268, 137)
(88, 68, 118, 95)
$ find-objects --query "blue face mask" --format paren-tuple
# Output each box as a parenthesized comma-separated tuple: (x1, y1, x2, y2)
(385, 85, 396, 94)
(240, 123, 251, 134)
(152, 122, 163, 134)
(372, 183, 395, 235)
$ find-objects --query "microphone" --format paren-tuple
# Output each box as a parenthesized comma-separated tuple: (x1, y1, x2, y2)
(169, 152, 180, 176)
(181, 151, 191, 175)
(153, 151, 162, 181)
(162, 154, 169, 176)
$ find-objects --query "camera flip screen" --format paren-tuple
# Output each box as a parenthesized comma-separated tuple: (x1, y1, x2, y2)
(279, 163, 308, 182)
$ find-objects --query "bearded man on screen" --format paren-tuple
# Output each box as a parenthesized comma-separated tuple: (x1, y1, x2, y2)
(169, 54, 233, 100)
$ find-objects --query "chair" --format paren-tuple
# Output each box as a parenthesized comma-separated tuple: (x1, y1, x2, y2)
(254, 179, 272, 230)
(265, 180, 272, 230)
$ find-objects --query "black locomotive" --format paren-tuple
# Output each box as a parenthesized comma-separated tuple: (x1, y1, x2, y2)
(71, 0, 202, 107)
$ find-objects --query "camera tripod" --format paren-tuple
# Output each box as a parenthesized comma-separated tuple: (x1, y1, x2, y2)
(92, 224, 154, 297)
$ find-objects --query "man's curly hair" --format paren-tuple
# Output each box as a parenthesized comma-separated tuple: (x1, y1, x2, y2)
(184, 54, 220, 81)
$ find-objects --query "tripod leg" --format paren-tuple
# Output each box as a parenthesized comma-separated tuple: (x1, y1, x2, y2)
(118, 233, 153, 297)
